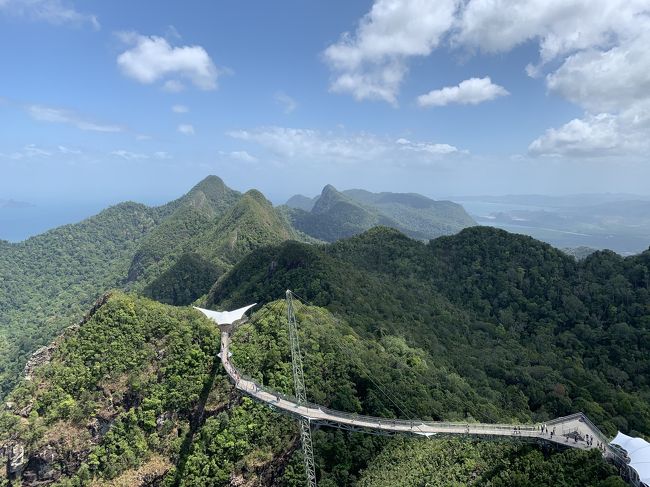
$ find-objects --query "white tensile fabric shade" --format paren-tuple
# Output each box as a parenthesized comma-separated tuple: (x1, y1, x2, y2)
(611, 432, 650, 485)
(194, 304, 257, 325)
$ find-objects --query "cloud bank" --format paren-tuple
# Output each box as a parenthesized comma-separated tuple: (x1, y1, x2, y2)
(324, 0, 650, 158)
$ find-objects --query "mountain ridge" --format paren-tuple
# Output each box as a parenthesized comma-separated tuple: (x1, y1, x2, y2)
(285, 185, 475, 242)
(1, 225, 641, 486)
(0, 176, 300, 398)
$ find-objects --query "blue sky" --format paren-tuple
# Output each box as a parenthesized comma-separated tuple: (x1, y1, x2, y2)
(1, 0, 649, 207)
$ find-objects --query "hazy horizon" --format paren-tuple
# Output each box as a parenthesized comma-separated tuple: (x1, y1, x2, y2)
(3, 176, 650, 251)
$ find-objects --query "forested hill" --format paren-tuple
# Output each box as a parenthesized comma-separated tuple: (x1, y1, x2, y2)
(0, 176, 300, 399)
(2, 177, 648, 485)
(0, 201, 160, 398)
(208, 226, 650, 438)
(283, 185, 474, 242)
(1, 222, 646, 485)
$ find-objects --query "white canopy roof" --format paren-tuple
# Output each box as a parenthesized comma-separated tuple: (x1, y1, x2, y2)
(194, 303, 257, 325)
(611, 431, 650, 485)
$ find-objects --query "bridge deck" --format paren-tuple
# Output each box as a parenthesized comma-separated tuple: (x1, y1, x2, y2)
(220, 331, 609, 452)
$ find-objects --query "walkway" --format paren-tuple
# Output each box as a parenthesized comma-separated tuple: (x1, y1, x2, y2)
(219, 329, 611, 453)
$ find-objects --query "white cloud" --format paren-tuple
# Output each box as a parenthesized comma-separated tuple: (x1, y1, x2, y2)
(274, 92, 297, 114)
(116, 32, 219, 90)
(448, 0, 650, 158)
(110, 150, 172, 161)
(323, 0, 458, 104)
(0, 144, 52, 160)
(58, 145, 81, 154)
(172, 104, 189, 113)
(165, 25, 181, 40)
(528, 114, 620, 157)
(395, 137, 463, 154)
(323, 0, 650, 145)
(111, 150, 149, 160)
(228, 126, 464, 164)
(27, 105, 123, 132)
(546, 33, 650, 113)
(177, 124, 195, 135)
(454, 0, 648, 64)
(0, 0, 99, 29)
(22, 144, 52, 157)
(529, 101, 650, 157)
(417, 77, 508, 107)
(229, 150, 258, 163)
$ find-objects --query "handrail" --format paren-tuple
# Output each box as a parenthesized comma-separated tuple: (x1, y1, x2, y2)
(222, 329, 614, 451)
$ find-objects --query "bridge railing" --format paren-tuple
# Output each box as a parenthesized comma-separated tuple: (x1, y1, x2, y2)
(223, 329, 639, 484)
(226, 341, 623, 453)
(546, 412, 614, 448)
(229, 362, 545, 434)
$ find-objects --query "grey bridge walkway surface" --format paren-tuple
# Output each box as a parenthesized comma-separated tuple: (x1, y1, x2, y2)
(218, 329, 611, 454)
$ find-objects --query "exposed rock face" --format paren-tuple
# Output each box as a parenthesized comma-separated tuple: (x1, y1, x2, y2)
(12, 424, 95, 486)
(88, 416, 113, 440)
(22, 446, 62, 484)
(4, 294, 116, 485)
(6, 442, 26, 480)
(23, 344, 57, 381)
(80, 292, 112, 326)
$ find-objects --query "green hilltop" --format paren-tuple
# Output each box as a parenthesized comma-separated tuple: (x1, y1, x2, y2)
(0, 293, 627, 486)
(1, 176, 647, 486)
(0, 176, 301, 397)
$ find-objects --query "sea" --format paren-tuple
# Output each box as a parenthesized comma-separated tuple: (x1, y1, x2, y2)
(0, 203, 109, 242)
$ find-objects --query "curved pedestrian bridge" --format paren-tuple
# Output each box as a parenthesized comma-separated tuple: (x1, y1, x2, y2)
(195, 303, 646, 486)
(217, 323, 608, 451)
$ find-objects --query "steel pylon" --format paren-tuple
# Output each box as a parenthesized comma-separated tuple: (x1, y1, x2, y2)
(286, 290, 317, 487)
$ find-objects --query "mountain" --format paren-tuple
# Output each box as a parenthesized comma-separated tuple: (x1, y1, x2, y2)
(285, 194, 317, 212)
(284, 185, 475, 242)
(343, 188, 476, 237)
(563, 246, 597, 260)
(126, 175, 242, 286)
(1, 180, 647, 485)
(140, 189, 299, 306)
(0, 227, 636, 486)
(0, 176, 302, 398)
(286, 185, 390, 242)
(0, 201, 161, 398)
(208, 226, 650, 437)
(193, 189, 298, 266)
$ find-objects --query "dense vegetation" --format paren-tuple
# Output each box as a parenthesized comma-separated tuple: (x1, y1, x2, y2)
(0, 293, 626, 486)
(0, 176, 301, 397)
(209, 226, 650, 439)
(1, 176, 647, 486)
(355, 438, 624, 487)
(0, 293, 220, 483)
(284, 185, 474, 242)
(0, 202, 161, 398)
(0, 293, 306, 486)
(125, 175, 242, 287)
